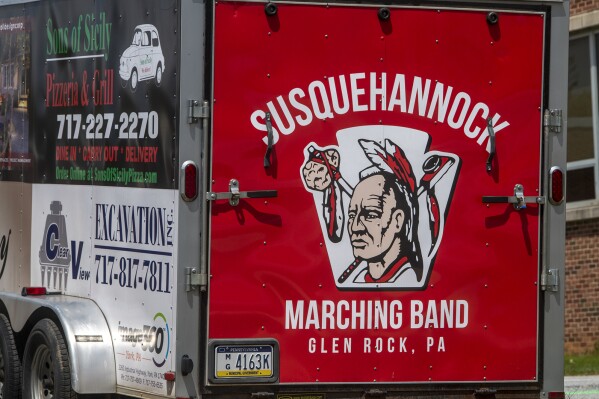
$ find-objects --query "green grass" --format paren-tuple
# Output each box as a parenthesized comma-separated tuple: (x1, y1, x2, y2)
(565, 351, 599, 376)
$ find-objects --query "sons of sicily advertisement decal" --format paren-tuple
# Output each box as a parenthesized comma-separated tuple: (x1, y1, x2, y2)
(209, 2, 544, 384)
(31, 0, 178, 188)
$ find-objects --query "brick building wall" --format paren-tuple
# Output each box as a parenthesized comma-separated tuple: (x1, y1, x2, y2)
(565, 0, 599, 357)
(565, 218, 599, 354)
(571, 0, 599, 16)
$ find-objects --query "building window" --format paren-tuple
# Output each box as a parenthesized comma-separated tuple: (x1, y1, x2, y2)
(568, 34, 599, 203)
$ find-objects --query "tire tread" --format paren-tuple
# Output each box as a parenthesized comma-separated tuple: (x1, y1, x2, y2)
(23, 318, 77, 399)
(0, 313, 21, 398)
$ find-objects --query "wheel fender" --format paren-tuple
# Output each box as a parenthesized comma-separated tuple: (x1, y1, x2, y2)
(0, 292, 117, 394)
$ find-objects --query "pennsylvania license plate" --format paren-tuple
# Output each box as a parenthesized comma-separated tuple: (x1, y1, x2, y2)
(214, 345, 274, 378)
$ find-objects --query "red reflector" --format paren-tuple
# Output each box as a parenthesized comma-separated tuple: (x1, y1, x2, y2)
(21, 287, 47, 296)
(549, 166, 564, 205)
(164, 371, 176, 381)
(548, 392, 565, 399)
(182, 161, 198, 201)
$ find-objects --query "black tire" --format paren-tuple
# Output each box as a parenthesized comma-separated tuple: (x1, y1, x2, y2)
(0, 313, 21, 398)
(22, 319, 77, 399)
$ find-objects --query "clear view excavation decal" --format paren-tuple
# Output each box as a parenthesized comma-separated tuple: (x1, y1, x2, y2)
(301, 127, 459, 289)
(31, 184, 177, 396)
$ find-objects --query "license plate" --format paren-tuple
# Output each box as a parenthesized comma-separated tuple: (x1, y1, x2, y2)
(214, 345, 274, 378)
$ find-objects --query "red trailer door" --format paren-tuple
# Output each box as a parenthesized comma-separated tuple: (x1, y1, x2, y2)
(208, 2, 545, 385)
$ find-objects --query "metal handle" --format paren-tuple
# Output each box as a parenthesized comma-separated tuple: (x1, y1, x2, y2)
(264, 112, 274, 168)
(482, 184, 545, 210)
(486, 118, 496, 172)
(207, 179, 277, 206)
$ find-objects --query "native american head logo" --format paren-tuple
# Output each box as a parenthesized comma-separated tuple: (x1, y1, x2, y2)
(301, 126, 460, 290)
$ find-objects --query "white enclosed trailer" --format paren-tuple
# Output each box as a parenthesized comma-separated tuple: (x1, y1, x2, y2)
(0, 0, 568, 397)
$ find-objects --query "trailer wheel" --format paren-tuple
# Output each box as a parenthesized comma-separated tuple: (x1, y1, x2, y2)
(0, 314, 21, 398)
(22, 319, 76, 399)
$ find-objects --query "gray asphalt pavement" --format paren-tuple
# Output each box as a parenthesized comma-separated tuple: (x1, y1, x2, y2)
(565, 375, 599, 398)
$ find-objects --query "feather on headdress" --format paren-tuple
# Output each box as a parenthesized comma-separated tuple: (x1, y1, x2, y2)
(359, 139, 417, 194)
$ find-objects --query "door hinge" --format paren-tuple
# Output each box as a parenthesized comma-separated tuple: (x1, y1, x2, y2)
(188, 99, 210, 124)
(185, 267, 207, 291)
(541, 268, 559, 292)
(543, 109, 562, 134)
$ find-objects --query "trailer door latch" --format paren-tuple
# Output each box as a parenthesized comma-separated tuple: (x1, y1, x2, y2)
(482, 184, 545, 210)
(207, 179, 277, 206)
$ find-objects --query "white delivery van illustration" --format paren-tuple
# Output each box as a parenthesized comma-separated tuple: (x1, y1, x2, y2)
(119, 24, 165, 91)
